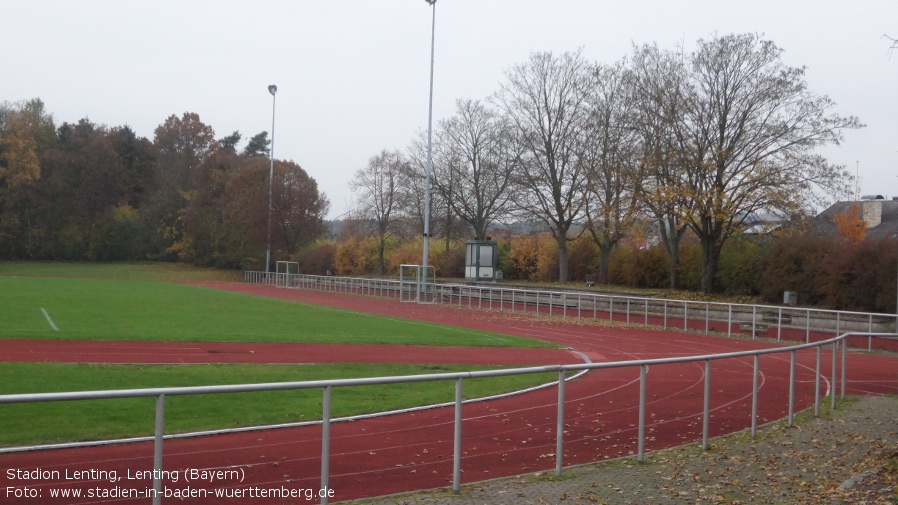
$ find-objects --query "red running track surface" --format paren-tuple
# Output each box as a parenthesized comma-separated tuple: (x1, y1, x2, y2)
(1, 282, 896, 503)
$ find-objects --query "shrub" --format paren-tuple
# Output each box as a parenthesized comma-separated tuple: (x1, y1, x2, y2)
(758, 234, 833, 307)
(677, 243, 702, 292)
(716, 238, 766, 296)
(535, 236, 559, 281)
(503, 235, 540, 280)
(334, 235, 380, 276)
(568, 236, 598, 282)
(818, 237, 898, 312)
(295, 242, 336, 276)
(609, 245, 670, 288)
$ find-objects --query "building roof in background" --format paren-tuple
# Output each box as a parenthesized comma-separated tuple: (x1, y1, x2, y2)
(811, 199, 898, 240)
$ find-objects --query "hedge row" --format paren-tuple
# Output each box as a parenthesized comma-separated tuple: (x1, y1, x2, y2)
(289, 233, 897, 314)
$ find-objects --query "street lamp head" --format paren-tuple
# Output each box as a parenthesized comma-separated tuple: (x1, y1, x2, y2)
(425, 0, 435, 4)
(268, 84, 277, 95)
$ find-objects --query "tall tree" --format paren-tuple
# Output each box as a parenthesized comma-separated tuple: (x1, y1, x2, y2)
(582, 61, 642, 284)
(350, 149, 406, 274)
(243, 132, 270, 158)
(629, 43, 693, 289)
(438, 98, 518, 240)
(406, 128, 469, 260)
(682, 33, 861, 292)
(220, 131, 242, 151)
(0, 112, 41, 189)
(219, 158, 329, 269)
(38, 119, 127, 259)
(0, 99, 56, 258)
(270, 159, 330, 256)
(184, 140, 246, 266)
(148, 112, 215, 259)
(495, 50, 592, 282)
(108, 125, 155, 209)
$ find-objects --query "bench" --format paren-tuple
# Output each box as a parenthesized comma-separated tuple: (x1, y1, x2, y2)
(761, 311, 793, 325)
(739, 322, 768, 335)
(585, 273, 596, 287)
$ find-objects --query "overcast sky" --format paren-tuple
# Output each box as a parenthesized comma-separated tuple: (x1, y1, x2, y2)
(4, 0, 896, 219)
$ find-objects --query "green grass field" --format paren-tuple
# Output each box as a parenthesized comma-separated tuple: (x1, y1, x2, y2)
(0, 272, 549, 347)
(0, 262, 556, 446)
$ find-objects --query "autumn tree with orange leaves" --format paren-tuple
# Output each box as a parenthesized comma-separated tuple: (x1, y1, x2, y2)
(833, 202, 866, 244)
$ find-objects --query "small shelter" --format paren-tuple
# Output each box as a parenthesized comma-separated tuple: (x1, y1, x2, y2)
(464, 240, 498, 281)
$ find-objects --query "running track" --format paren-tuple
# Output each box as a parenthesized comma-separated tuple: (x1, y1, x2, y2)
(1, 282, 896, 503)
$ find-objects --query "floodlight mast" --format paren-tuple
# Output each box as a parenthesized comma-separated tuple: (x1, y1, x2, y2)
(422, 0, 436, 273)
(266, 84, 277, 274)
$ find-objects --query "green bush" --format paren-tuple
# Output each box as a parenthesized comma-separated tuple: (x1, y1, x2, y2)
(716, 238, 766, 296)
(675, 243, 701, 292)
(758, 234, 832, 307)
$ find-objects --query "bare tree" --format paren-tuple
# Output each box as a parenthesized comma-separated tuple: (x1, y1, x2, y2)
(683, 33, 862, 293)
(350, 149, 406, 274)
(581, 60, 643, 284)
(438, 98, 518, 240)
(495, 50, 592, 282)
(629, 43, 694, 289)
(405, 130, 466, 252)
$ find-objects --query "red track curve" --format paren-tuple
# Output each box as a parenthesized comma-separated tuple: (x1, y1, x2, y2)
(2, 282, 896, 503)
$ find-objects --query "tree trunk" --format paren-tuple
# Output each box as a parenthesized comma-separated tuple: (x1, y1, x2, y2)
(598, 243, 613, 285)
(557, 234, 570, 283)
(668, 246, 681, 290)
(657, 217, 683, 290)
(377, 235, 386, 275)
(699, 235, 722, 294)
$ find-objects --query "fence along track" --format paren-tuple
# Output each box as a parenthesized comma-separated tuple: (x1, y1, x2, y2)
(249, 271, 898, 347)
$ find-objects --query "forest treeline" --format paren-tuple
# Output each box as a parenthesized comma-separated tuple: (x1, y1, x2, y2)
(0, 101, 328, 270)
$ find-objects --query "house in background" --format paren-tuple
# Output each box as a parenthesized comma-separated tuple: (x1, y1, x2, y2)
(810, 195, 898, 240)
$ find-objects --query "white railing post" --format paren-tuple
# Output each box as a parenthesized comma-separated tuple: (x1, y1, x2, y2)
(841, 341, 847, 399)
(814, 346, 821, 418)
(152, 394, 165, 505)
(452, 378, 463, 494)
(321, 386, 331, 505)
(751, 355, 759, 438)
(555, 370, 566, 476)
(788, 351, 796, 426)
(831, 341, 838, 410)
(637, 365, 647, 462)
(702, 359, 711, 450)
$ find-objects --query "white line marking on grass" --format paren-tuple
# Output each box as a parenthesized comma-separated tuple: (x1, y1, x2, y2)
(40, 308, 59, 331)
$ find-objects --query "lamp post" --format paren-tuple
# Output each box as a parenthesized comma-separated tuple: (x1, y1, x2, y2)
(422, 0, 436, 274)
(266, 84, 277, 274)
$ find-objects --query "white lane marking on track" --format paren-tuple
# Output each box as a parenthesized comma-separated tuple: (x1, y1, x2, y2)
(40, 308, 59, 331)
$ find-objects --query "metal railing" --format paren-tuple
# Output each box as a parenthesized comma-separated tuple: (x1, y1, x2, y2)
(3, 331, 896, 505)
(246, 271, 898, 348)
